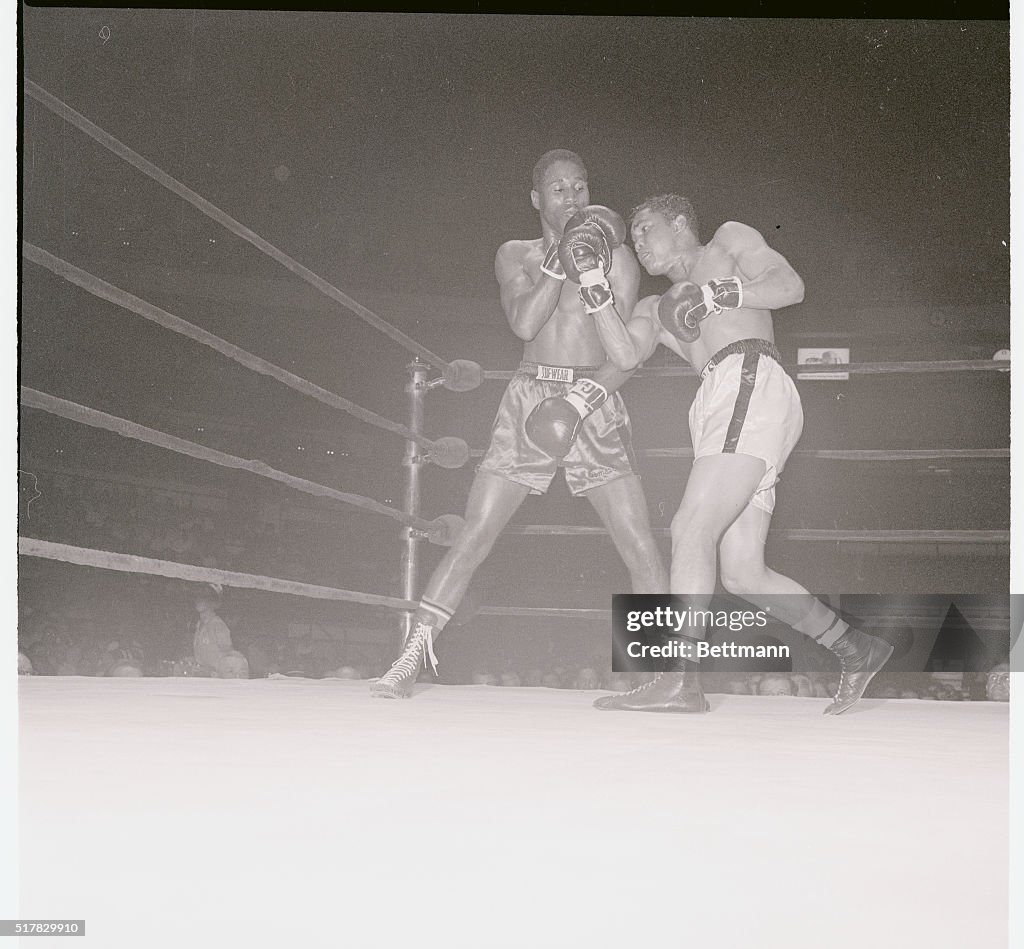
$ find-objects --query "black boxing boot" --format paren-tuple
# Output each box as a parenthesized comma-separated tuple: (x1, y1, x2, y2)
(594, 631, 709, 715)
(593, 665, 709, 713)
(370, 620, 438, 699)
(823, 627, 894, 715)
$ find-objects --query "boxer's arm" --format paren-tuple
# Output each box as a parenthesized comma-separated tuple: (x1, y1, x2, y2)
(593, 295, 664, 372)
(590, 244, 644, 371)
(587, 360, 636, 398)
(715, 221, 805, 310)
(495, 241, 562, 340)
(528, 301, 658, 460)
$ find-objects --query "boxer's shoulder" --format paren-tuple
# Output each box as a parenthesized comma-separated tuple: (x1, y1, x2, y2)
(495, 238, 542, 278)
(711, 220, 765, 251)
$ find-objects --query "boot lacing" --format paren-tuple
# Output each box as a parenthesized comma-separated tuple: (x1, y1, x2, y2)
(378, 621, 438, 683)
(832, 663, 849, 703)
(615, 672, 666, 697)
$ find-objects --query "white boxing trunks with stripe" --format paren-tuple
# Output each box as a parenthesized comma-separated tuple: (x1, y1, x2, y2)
(689, 338, 804, 514)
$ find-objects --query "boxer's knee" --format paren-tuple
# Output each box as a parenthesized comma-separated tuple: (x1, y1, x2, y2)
(670, 506, 720, 552)
(719, 555, 768, 596)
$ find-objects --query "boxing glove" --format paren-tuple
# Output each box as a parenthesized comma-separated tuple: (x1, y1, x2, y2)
(540, 241, 565, 280)
(558, 221, 612, 283)
(658, 276, 744, 342)
(577, 267, 614, 314)
(525, 378, 609, 458)
(556, 205, 626, 280)
(565, 205, 627, 247)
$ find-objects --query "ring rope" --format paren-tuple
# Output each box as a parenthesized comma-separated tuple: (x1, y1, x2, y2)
(638, 447, 1007, 461)
(25, 79, 448, 371)
(481, 360, 1011, 381)
(21, 386, 437, 533)
(502, 525, 1008, 544)
(27, 380, 998, 545)
(478, 606, 1012, 626)
(468, 447, 1007, 462)
(23, 242, 437, 450)
(18, 538, 416, 610)
(15, 540, 1013, 627)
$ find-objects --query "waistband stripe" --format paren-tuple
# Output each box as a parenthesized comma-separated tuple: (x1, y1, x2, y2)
(518, 362, 598, 382)
(700, 339, 782, 379)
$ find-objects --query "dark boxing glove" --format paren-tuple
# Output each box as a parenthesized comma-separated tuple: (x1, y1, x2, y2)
(565, 205, 627, 248)
(577, 267, 614, 314)
(558, 221, 612, 283)
(540, 241, 565, 280)
(556, 205, 627, 281)
(707, 276, 743, 311)
(525, 378, 610, 459)
(557, 223, 615, 313)
(658, 276, 744, 343)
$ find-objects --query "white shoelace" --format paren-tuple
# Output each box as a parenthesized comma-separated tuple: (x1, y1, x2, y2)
(379, 622, 438, 683)
(833, 665, 849, 701)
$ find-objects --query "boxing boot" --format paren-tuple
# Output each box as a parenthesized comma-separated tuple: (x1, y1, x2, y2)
(823, 627, 894, 715)
(370, 621, 438, 699)
(593, 663, 709, 713)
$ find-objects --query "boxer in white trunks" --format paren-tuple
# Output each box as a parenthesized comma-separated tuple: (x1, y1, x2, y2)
(589, 193, 892, 715)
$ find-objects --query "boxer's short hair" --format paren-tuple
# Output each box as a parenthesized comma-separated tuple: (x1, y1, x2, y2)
(631, 193, 699, 239)
(532, 149, 587, 190)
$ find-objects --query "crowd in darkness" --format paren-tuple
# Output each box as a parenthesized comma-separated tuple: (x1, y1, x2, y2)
(22, 471, 310, 580)
(17, 470, 1011, 704)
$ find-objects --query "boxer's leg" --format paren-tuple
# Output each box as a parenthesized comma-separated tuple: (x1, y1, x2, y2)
(371, 472, 530, 699)
(586, 475, 666, 594)
(718, 499, 893, 715)
(594, 453, 764, 713)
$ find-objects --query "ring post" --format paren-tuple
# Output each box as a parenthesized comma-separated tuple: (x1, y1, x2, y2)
(401, 359, 429, 647)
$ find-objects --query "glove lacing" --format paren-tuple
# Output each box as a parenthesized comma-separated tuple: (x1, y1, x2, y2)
(378, 621, 438, 684)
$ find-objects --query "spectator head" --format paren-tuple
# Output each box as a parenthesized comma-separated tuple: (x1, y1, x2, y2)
(216, 651, 249, 679)
(986, 663, 1009, 702)
(108, 662, 143, 677)
(194, 584, 223, 614)
(757, 674, 794, 696)
(790, 674, 814, 697)
(574, 667, 600, 690)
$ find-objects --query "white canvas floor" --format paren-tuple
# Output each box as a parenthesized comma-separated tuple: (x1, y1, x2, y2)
(19, 677, 1008, 949)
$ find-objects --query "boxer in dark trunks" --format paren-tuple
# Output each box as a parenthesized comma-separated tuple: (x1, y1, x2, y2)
(371, 151, 666, 699)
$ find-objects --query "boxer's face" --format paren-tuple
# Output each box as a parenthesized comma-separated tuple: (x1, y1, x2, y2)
(531, 160, 589, 232)
(631, 209, 682, 276)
